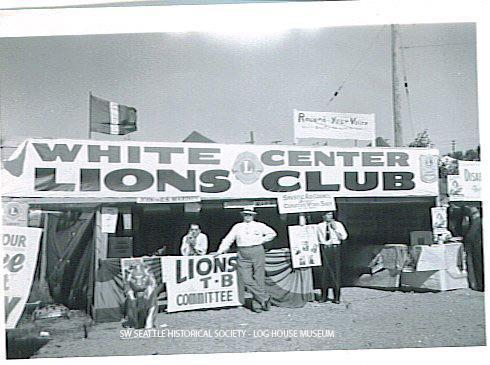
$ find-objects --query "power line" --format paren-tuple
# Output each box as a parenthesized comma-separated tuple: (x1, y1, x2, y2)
(399, 31, 416, 140)
(326, 25, 387, 107)
(400, 42, 472, 49)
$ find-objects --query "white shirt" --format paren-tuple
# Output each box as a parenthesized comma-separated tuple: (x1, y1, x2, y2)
(316, 221, 348, 245)
(217, 221, 277, 253)
(181, 232, 208, 256)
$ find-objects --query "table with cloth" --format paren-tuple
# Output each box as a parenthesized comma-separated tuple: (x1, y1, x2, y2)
(93, 249, 314, 322)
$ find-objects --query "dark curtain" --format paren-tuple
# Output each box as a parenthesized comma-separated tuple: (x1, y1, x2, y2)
(45, 211, 95, 310)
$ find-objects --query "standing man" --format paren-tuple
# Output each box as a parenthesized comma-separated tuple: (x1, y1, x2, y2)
(315, 211, 348, 304)
(216, 208, 277, 313)
(181, 224, 208, 256)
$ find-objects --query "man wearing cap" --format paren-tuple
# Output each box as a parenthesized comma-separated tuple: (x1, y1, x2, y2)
(315, 211, 348, 304)
(216, 208, 277, 312)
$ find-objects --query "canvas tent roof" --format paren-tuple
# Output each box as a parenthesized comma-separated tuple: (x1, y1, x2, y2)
(182, 131, 215, 143)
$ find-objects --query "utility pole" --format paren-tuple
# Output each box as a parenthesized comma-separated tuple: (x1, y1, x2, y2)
(451, 140, 456, 154)
(391, 24, 403, 147)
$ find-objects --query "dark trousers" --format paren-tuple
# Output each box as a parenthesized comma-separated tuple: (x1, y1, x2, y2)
(237, 245, 270, 305)
(317, 244, 341, 301)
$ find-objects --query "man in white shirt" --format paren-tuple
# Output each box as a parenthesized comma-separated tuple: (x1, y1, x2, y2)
(315, 211, 348, 304)
(181, 224, 208, 256)
(216, 208, 277, 313)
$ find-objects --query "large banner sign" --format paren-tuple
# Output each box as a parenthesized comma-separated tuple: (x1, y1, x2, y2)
(162, 254, 241, 312)
(448, 161, 481, 201)
(294, 110, 376, 141)
(2, 139, 439, 198)
(3, 226, 42, 329)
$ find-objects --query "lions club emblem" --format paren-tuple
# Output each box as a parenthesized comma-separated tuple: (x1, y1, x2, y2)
(419, 155, 439, 183)
(232, 152, 263, 185)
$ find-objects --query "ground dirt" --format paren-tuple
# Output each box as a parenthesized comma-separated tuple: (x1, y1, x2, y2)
(11, 287, 486, 358)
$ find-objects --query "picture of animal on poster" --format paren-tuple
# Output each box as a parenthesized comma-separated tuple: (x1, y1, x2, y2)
(120, 258, 161, 329)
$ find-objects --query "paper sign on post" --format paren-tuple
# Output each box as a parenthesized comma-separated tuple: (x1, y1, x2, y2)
(278, 193, 336, 214)
(101, 207, 118, 233)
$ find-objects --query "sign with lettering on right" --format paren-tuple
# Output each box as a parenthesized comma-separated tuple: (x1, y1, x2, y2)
(449, 161, 481, 201)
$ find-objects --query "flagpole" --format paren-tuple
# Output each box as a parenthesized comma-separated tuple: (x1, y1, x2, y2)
(88, 91, 93, 140)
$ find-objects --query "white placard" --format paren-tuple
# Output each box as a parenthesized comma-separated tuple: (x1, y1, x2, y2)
(294, 110, 375, 141)
(162, 254, 241, 313)
(431, 207, 448, 235)
(122, 213, 132, 230)
(277, 192, 336, 214)
(288, 225, 322, 268)
(447, 175, 464, 198)
(101, 207, 118, 233)
(457, 161, 481, 201)
(3, 226, 43, 329)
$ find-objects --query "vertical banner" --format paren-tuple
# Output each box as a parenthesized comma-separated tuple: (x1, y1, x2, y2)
(431, 207, 448, 235)
(3, 226, 42, 329)
(162, 254, 240, 312)
(288, 225, 322, 268)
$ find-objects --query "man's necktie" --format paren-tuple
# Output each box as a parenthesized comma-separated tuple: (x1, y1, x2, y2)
(325, 225, 330, 241)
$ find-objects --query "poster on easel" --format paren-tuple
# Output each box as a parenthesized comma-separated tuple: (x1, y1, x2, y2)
(288, 225, 322, 268)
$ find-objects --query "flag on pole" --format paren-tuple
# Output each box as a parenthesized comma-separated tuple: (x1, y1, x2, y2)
(90, 94, 137, 135)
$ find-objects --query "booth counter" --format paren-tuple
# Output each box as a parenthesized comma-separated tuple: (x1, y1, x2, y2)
(93, 249, 315, 323)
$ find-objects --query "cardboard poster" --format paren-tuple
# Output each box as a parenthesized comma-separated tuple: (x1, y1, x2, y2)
(3, 226, 43, 329)
(162, 254, 241, 312)
(288, 225, 322, 268)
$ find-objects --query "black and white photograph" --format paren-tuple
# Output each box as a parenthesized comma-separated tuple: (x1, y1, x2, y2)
(0, 1, 487, 363)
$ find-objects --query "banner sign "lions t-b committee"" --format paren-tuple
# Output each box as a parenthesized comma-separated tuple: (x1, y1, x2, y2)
(162, 254, 240, 312)
(2, 139, 439, 198)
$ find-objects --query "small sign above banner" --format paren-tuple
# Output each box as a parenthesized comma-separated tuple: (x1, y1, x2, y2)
(277, 193, 336, 214)
(294, 110, 375, 142)
(137, 196, 201, 204)
(223, 200, 277, 209)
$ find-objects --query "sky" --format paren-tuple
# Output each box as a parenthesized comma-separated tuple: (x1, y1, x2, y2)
(0, 22, 479, 154)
